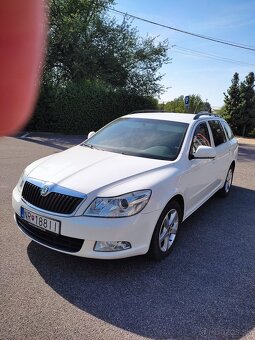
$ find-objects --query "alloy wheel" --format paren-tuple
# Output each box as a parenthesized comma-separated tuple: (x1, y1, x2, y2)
(158, 208, 179, 252)
(225, 168, 233, 193)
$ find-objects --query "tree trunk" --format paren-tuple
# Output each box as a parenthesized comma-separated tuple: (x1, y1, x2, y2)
(242, 124, 246, 137)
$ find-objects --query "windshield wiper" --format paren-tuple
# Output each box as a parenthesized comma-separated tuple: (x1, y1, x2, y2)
(82, 143, 104, 151)
(82, 143, 94, 149)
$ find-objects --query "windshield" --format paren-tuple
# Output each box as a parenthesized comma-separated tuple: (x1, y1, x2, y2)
(82, 118, 189, 161)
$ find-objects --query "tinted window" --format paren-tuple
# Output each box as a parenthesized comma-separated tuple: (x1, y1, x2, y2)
(208, 120, 226, 146)
(191, 122, 211, 154)
(221, 121, 234, 140)
(83, 118, 188, 161)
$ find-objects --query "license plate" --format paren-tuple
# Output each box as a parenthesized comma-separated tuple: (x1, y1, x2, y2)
(20, 207, 60, 234)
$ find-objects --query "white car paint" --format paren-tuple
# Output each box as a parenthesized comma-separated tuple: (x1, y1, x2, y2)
(12, 112, 238, 259)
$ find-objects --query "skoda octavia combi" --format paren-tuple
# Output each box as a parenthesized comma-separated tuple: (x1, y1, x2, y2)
(12, 112, 238, 260)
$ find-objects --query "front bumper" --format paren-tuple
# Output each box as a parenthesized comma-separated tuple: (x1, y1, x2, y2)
(12, 187, 160, 259)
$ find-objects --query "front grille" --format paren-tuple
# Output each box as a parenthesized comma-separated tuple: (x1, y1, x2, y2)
(22, 181, 83, 214)
(16, 214, 84, 253)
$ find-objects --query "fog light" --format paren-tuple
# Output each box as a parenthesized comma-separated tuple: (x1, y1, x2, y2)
(94, 241, 131, 252)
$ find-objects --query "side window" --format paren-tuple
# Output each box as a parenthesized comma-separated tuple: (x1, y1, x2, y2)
(221, 121, 234, 140)
(208, 120, 226, 147)
(190, 122, 211, 155)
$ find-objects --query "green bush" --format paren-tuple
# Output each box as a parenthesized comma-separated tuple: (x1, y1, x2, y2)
(27, 80, 158, 134)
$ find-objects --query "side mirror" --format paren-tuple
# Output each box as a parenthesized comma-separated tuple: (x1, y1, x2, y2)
(192, 146, 216, 159)
(87, 131, 96, 139)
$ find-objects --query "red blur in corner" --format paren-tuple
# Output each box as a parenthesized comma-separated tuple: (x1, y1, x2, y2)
(0, 1, 46, 136)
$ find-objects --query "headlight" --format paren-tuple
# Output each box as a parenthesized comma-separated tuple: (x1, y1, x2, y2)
(84, 190, 151, 217)
(17, 171, 26, 193)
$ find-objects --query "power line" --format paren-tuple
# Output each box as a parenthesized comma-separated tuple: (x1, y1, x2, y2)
(172, 45, 255, 67)
(110, 8, 255, 52)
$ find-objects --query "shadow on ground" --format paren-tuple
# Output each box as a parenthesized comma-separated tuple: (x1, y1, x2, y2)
(27, 186, 255, 339)
(16, 134, 85, 151)
(238, 144, 255, 162)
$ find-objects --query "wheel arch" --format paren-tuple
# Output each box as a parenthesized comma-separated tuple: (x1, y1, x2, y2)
(230, 160, 235, 171)
(168, 194, 185, 222)
(148, 193, 185, 260)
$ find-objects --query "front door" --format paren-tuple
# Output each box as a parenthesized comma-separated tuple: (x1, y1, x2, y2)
(180, 121, 216, 217)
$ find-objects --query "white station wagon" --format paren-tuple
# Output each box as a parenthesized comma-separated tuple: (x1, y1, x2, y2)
(12, 112, 238, 260)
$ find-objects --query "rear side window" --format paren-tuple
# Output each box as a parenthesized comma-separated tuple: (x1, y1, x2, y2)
(208, 120, 226, 146)
(190, 122, 211, 154)
(221, 121, 234, 140)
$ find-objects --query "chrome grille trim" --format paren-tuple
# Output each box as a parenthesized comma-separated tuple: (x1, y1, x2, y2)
(22, 180, 86, 215)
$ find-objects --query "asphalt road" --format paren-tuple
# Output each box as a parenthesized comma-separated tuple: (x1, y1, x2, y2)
(0, 136, 255, 340)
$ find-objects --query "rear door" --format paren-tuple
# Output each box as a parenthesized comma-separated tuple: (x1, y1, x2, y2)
(221, 120, 238, 163)
(208, 119, 230, 184)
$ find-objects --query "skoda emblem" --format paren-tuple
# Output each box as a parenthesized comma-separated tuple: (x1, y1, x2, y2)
(41, 185, 50, 197)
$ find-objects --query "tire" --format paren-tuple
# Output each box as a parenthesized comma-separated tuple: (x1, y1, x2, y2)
(218, 165, 234, 197)
(149, 201, 181, 260)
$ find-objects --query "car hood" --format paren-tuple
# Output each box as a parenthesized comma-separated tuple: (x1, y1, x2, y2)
(26, 145, 173, 195)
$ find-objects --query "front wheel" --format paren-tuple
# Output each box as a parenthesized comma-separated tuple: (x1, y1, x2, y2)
(149, 201, 181, 260)
(218, 165, 234, 197)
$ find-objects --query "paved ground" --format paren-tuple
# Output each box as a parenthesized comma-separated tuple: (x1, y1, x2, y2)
(0, 135, 254, 340)
(237, 137, 255, 146)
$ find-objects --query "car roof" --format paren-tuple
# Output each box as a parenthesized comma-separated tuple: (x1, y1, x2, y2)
(123, 111, 223, 124)
(123, 112, 196, 124)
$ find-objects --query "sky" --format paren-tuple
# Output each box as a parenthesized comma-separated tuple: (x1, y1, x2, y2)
(111, 0, 255, 109)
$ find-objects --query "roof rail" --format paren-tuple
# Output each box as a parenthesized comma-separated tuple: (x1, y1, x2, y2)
(193, 112, 219, 120)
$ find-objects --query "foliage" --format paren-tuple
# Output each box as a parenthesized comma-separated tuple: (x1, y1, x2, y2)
(28, 80, 158, 134)
(163, 95, 211, 113)
(224, 72, 241, 133)
(45, 0, 169, 97)
(215, 105, 226, 115)
(215, 105, 230, 120)
(248, 129, 255, 137)
(224, 72, 255, 136)
(239, 72, 255, 136)
(163, 95, 185, 112)
(29, 0, 170, 133)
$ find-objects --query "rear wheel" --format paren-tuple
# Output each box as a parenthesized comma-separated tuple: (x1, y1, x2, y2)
(149, 201, 181, 260)
(218, 165, 234, 197)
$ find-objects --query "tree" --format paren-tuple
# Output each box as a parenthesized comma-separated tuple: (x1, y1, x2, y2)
(239, 72, 255, 136)
(224, 73, 241, 134)
(224, 72, 255, 136)
(44, 0, 169, 96)
(164, 95, 185, 112)
(164, 95, 211, 113)
(215, 105, 228, 119)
